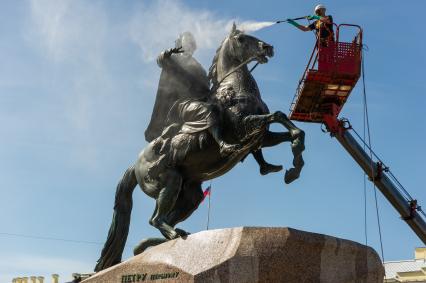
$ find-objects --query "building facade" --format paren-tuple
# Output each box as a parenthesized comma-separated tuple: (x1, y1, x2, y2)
(385, 248, 426, 282)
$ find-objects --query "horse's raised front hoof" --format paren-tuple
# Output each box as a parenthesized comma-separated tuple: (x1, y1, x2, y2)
(260, 163, 283, 175)
(133, 237, 168, 256)
(284, 168, 301, 184)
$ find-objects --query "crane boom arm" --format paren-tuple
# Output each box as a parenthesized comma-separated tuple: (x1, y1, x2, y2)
(325, 117, 426, 245)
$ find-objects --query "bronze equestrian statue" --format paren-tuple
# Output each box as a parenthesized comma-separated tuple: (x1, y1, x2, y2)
(94, 24, 305, 272)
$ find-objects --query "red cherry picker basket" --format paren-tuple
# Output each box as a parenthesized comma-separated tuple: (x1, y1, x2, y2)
(289, 24, 362, 124)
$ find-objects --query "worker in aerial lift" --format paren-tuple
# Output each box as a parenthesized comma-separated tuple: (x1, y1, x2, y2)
(287, 4, 335, 46)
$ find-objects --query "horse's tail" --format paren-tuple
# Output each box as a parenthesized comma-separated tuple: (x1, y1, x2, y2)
(94, 165, 138, 272)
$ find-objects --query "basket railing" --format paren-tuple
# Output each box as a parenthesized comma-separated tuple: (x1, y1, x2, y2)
(290, 23, 363, 114)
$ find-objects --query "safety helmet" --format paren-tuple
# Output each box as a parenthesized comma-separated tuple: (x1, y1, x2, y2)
(314, 4, 326, 12)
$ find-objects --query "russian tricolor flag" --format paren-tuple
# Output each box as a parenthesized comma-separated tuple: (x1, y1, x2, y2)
(202, 185, 211, 202)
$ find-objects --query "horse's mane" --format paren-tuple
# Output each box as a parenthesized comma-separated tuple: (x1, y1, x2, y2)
(209, 29, 244, 89)
(208, 37, 228, 88)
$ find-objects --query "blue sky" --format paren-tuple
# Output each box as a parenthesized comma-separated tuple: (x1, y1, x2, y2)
(1, 0, 425, 281)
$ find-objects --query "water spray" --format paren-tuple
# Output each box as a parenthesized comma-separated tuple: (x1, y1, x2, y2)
(238, 16, 309, 33)
(239, 21, 277, 32)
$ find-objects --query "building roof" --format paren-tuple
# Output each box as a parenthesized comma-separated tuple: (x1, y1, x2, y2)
(384, 259, 426, 279)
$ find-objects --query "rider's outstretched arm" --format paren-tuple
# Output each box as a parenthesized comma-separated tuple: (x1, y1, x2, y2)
(157, 48, 209, 94)
(157, 47, 185, 68)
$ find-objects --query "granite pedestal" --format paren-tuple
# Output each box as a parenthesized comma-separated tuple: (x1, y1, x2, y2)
(84, 227, 384, 283)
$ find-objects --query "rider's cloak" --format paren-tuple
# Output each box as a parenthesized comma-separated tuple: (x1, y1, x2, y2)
(144, 53, 211, 142)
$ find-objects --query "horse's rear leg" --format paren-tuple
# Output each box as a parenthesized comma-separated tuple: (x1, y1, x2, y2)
(133, 203, 168, 256)
(150, 169, 183, 240)
(135, 181, 203, 255)
(166, 181, 204, 227)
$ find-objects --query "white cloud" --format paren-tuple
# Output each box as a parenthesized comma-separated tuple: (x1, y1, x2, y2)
(27, 0, 108, 65)
(27, 0, 71, 60)
(21, 0, 120, 169)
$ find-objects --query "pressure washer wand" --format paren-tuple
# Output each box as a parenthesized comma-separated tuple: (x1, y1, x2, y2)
(276, 16, 308, 24)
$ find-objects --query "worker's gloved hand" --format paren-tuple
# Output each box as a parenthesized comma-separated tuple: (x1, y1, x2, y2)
(287, 19, 300, 27)
(307, 15, 322, 20)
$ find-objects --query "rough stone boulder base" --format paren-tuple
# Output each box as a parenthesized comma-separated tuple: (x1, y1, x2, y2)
(84, 227, 384, 283)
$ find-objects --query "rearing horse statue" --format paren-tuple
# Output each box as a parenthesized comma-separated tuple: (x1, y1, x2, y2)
(94, 24, 305, 272)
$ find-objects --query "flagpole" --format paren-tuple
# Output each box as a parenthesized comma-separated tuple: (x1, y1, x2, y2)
(206, 184, 212, 230)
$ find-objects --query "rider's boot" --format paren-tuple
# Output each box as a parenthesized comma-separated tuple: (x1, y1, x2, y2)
(252, 150, 283, 175)
(260, 163, 283, 175)
(209, 126, 240, 156)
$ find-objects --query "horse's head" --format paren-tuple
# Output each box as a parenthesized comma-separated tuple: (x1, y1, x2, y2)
(227, 23, 274, 65)
(209, 23, 274, 86)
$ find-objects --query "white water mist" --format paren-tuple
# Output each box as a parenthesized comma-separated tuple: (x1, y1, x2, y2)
(238, 21, 276, 32)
